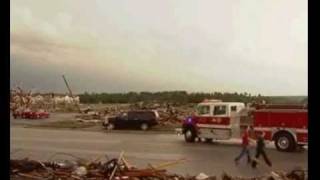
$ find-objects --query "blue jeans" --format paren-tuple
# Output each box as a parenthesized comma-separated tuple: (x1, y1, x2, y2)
(235, 146, 251, 163)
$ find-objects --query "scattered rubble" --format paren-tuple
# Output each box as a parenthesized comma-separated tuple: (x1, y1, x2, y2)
(74, 102, 256, 128)
(196, 172, 210, 180)
(75, 103, 196, 126)
(10, 154, 307, 180)
(10, 87, 80, 116)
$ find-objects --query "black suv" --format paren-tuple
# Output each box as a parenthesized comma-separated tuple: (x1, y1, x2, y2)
(103, 110, 159, 130)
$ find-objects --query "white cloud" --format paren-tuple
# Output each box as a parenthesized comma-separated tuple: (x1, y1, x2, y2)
(56, 12, 73, 31)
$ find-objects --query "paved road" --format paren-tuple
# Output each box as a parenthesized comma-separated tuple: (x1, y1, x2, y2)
(11, 127, 307, 177)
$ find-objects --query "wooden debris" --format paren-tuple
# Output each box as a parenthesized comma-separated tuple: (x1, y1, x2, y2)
(10, 156, 307, 180)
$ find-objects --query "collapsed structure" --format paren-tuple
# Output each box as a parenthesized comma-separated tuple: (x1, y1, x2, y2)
(10, 87, 80, 117)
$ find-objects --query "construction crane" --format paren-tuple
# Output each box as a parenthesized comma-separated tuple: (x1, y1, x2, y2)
(62, 75, 80, 112)
(62, 75, 73, 97)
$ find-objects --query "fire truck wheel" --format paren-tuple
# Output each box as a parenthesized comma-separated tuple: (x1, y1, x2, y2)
(184, 129, 196, 143)
(275, 132, 296, 152)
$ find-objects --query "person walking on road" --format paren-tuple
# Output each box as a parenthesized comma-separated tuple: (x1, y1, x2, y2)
(252, 131, 272, 168)
(234, 126, 254, 165)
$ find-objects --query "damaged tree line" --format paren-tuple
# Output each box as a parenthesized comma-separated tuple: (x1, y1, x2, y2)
(79, 91, 307, 105)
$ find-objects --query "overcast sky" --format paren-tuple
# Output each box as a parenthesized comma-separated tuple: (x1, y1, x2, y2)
(10, 0, 307, 96)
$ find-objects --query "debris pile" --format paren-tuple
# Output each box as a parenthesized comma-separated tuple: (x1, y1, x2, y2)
(94, 103, 194, 125)
(10, 154, 307, 180)
(75, 104, 132, 122)
(10, 87, 81, 116)
(127, 103, 194, 126)
(156, 106, 194, 126)
(76, 110, 102, 120)
(74, 103, 194, 126)
(11, 153, 186, 180)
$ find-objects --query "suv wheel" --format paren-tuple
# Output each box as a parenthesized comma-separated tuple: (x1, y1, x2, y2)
(275, 132, 296, 152)
(140, 123, 149, 131)
(106, 123, 115, 130)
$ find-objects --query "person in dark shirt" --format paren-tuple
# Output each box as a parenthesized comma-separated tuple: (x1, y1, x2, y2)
(234, 126, 254, 165)
(252, 131, 272, 168)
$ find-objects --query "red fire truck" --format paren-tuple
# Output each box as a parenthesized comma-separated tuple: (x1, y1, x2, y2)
(181, 100, 308, 152)
(252, 105, 308, 152)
